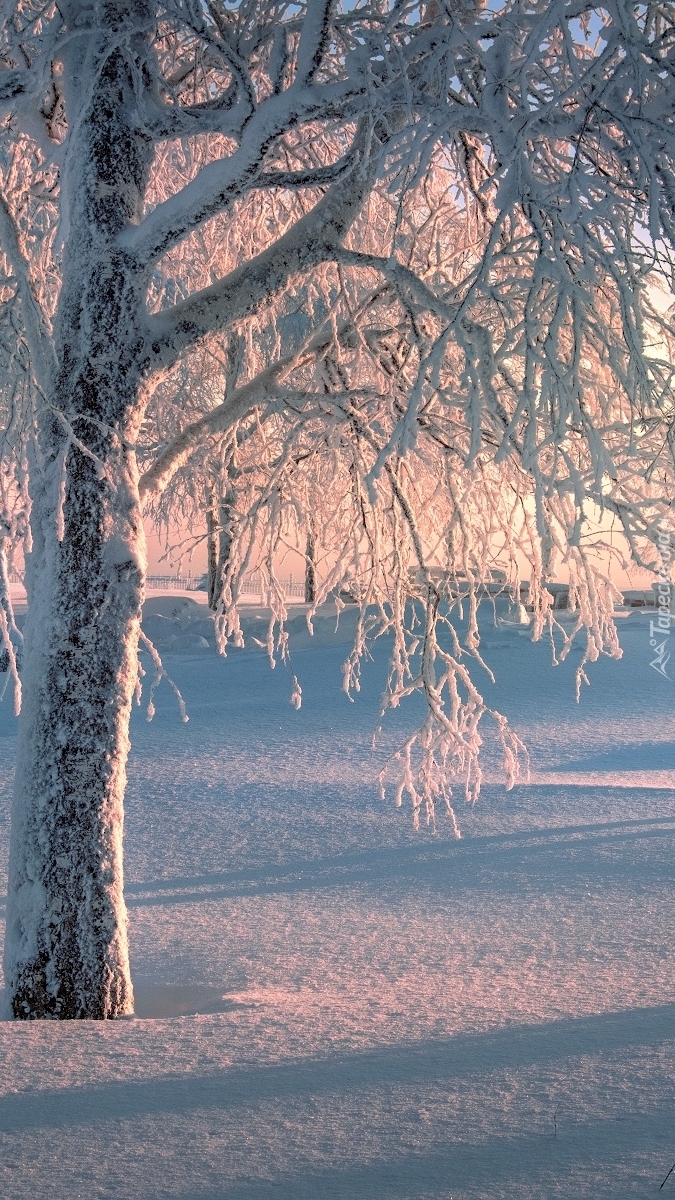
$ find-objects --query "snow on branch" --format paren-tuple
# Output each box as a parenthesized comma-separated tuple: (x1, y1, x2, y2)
(0, 0, 674, 825)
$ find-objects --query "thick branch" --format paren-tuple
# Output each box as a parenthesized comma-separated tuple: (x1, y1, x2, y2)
(144, 146, 372, 371)
(139, 363, 288, 499)
(336, 246, 460, 323)
(259, 150, 357, 190)
(140, 284, 390, 499)
(142, 91, 251, 141)
(295, 0, 336, 87)
(122, 81, 362, 266)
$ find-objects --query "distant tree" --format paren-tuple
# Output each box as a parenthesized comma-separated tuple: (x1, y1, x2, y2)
(0, 0, 672, 1019)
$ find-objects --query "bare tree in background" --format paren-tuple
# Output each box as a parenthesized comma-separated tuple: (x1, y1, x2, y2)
(0, 0, 672, 1019)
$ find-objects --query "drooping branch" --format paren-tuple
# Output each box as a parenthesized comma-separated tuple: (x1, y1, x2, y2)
(139, 369, 379, 501)
(140, 365, 294, 500)
(0, 0, 673, 849)
(0, 192, 54, 396)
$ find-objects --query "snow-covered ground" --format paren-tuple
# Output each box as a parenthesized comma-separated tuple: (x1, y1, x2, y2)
(0, 597, 672, 1199)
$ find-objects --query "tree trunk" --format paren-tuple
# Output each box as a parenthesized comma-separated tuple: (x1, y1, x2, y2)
(3, 10, 154, 1018)
(207, 486, 235, 612)
(4, 444, 145, 1019)
(304, 521, 316, 605)
(206, 496, 218, 610)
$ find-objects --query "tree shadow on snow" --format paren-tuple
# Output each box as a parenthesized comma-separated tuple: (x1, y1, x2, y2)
(131, 1115, 672, 1200)
(0, 1003, 673, 1136)
(114, 811, 675, 907)
(540, 740, 675, 773)
(0, 811, 672, 922)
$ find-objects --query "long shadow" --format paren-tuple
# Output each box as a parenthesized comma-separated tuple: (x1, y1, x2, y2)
(0, 1003, 673, 1135)
(123, 813, 675, 895)
(120, 850, 675, 908)
(0, 814, 672, 916)
(129, 1112, 674, 1200)
(540, 739, 675, 773)
(121, 815, 675, 906)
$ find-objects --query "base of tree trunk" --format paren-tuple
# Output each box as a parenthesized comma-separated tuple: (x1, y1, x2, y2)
(10, 951, 132, 1020)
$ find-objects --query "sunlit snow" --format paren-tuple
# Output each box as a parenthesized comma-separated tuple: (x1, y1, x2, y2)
(0, 596, 672, 1199)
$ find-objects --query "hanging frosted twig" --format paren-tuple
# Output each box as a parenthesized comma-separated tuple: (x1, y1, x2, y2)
(138, 629, 189, 724)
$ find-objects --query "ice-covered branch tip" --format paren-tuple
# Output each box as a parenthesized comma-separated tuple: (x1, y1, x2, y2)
(138, 630, 189, 723)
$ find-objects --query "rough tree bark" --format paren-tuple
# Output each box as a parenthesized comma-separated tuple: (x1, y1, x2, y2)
(2, 1, 377, 1018)
(4, 10, 153, 1018)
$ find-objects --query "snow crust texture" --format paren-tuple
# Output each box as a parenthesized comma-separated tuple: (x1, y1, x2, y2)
(0, 607, 672, 1197)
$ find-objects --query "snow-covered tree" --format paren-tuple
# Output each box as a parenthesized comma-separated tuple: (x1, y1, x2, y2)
(0, 0, 673, 1019)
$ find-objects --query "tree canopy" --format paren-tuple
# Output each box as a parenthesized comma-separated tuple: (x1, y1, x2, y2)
(0, 0, 673, 1016)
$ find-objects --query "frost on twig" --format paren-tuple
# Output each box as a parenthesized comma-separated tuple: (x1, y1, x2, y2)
(373, 596, 530, 834)
(140, 194, 669, 826)
(138, 629, 189, 724)
(29, 0, 666, 825)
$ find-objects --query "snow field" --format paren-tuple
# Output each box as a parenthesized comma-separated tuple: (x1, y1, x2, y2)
(0, 603, 672, 1198)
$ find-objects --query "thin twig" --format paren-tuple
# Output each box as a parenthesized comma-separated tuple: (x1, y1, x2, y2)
(660, 1161, 675, 1189)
